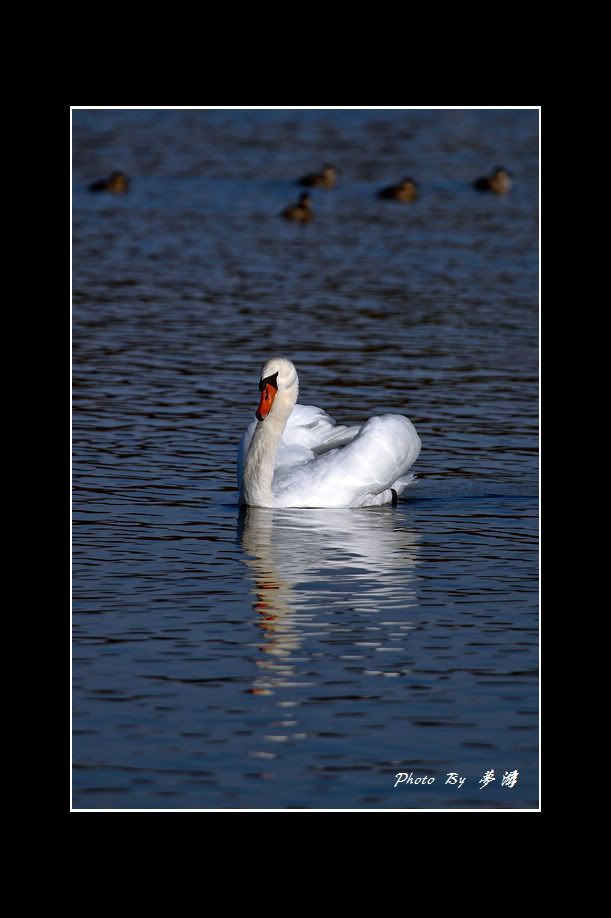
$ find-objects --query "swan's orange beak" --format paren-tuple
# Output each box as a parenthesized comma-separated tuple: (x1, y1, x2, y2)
(256, 383, 277, 421)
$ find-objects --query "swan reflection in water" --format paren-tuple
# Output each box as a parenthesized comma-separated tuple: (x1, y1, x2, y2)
(238, 507, 420, 695)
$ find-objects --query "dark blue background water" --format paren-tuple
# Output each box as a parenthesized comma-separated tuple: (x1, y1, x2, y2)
(72, 108, 538, 809)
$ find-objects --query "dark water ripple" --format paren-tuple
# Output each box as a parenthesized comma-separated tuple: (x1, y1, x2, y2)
(72, 109, 538, 809)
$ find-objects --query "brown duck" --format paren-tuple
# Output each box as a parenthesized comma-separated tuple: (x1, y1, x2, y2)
(377, 177, 418, 201)
(281, 192, 313, 222)
(297, 164, 338, 188)
(88, 171, 130, 194)
(473, 166, 512, 194)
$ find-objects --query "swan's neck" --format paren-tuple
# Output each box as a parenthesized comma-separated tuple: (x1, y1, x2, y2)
(241, 395, 294, 507)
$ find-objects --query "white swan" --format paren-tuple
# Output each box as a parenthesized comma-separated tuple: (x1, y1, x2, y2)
(237, 358, 421, 509)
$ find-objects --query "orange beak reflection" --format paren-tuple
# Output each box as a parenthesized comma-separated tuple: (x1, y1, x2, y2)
(256, 383, 277, 421)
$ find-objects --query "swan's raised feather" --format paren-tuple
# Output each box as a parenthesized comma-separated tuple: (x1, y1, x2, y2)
(237, 358, 421, 509)
(238, 404, 360, 473)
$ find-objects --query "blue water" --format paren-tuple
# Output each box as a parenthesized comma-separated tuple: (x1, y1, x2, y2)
(72, 108, 539, 809)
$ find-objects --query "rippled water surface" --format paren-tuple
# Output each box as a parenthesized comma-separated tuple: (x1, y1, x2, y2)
(72, 109, 539, 809)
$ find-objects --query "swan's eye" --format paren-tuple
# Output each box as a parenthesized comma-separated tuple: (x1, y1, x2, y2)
(259, 371, 279, 392)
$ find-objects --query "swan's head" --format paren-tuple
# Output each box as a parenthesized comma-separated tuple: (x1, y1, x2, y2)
(256, 357, 299, 421)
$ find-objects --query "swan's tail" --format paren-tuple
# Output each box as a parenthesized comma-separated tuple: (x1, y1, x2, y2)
(392, 473, 417, 496)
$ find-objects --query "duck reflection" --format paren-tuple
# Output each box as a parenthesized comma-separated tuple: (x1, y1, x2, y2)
(238, 507, 420, 695)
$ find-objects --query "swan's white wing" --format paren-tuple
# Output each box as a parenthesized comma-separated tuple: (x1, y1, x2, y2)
(238, 404, 361, 477)
(283, 404, 360, 453)
(311, 424, 361, 455)
(272, 414, 421, 508)
(278, 404, 360, 467)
